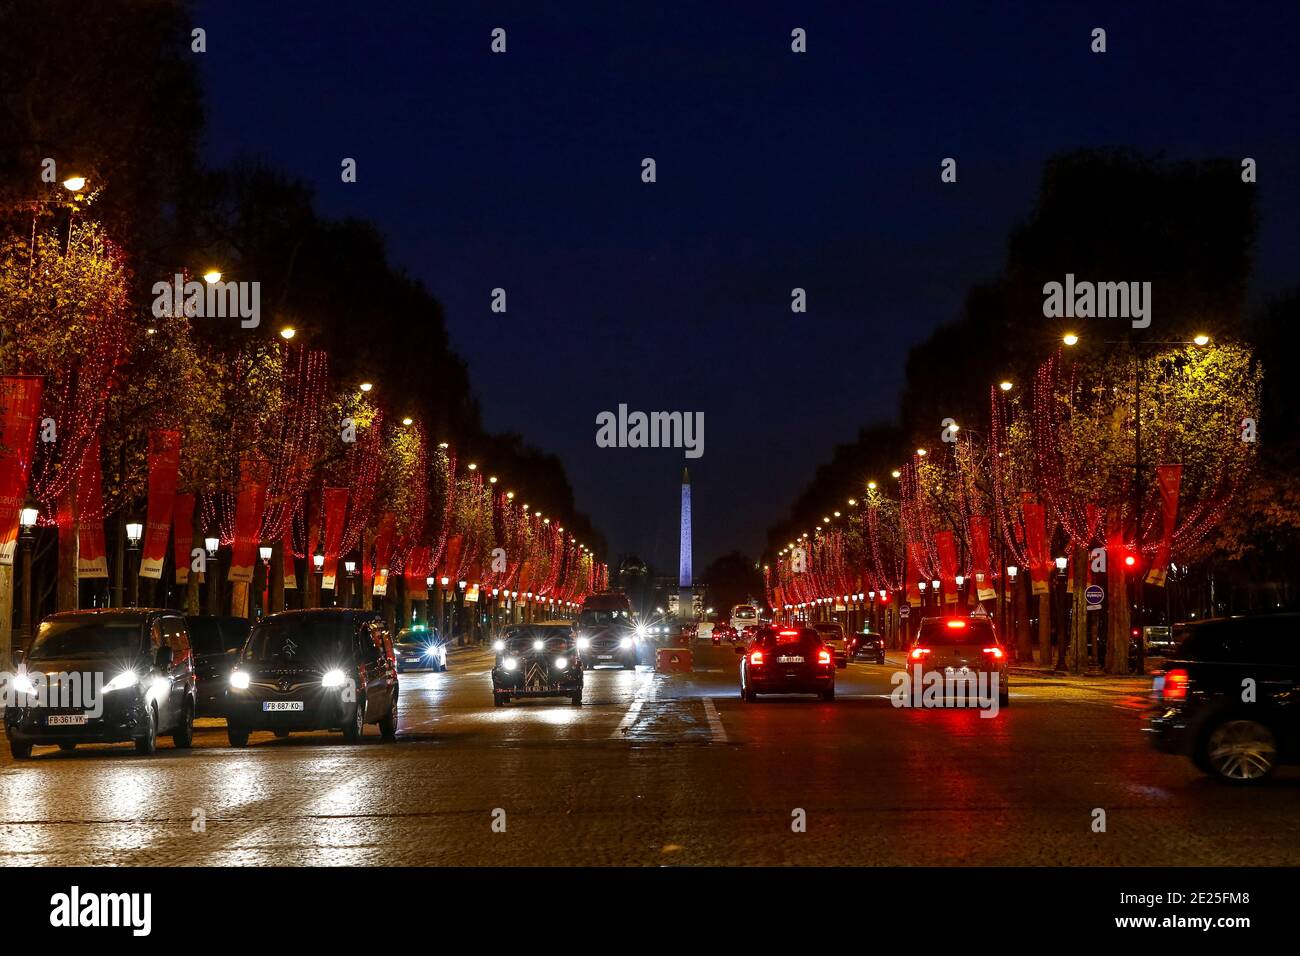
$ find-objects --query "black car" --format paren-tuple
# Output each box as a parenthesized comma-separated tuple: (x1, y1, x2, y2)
(492, 623, 583, 706)
(739, 626, 836, 702)
(5, 609, 196, 759)
(224, 609, 398, 746)
(849, 630, 886, 664)
(394, 625, 447, 672)
(186, 614, 251, 718)
(908, 616, 1009, 706)
(1146, 614, 1300, 784)
(573, 608, 637, 669)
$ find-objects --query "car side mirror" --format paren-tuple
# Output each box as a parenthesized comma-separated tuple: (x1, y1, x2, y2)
(12, 648, 24, 666)
(155, 645, 174, 669)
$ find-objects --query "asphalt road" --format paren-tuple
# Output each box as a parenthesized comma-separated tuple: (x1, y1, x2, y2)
(1, 644, 1296, 866)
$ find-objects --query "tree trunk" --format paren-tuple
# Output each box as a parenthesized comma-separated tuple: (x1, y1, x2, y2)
(230, 580, 249, 619)
(270, 541, 285, 614)
(360, 527, 374, 611)
(1106, 556, 1130, 673)
(1067, 546, 1088, 674)
(0, 564, 13, 668)
(56, 487, 78, 611)
(1014, 577, 1032, 661)
(303, 490, 319, 609)
(182, 503, 201, 614)
(1037, 588, 1051, 668)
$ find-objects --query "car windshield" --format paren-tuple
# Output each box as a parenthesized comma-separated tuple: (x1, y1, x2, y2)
(755, 628, 821, 648)
(504, 625, 571, 643)
(29, 617, 146, 660)
(917, 619, 997, 645)
(578, 610, 630, 627)
(187, 617, 227, 655)
(396, 628, 434, 644)
(243, 616, 352, 665)
(815, 624, 844, 638)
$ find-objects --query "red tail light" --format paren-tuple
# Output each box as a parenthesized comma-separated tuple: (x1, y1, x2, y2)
(1162, 668, 1190, 701)
(982, 646, 1004, 660)
(945, 619, 968, 630)
(749, 650, 764, 666)
(909, 647, 930, 661)
(817, 649, 832, 665)
(778, 629, 800, 637)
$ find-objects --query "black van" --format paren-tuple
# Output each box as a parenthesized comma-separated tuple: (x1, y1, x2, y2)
(186, 615, 251, 717)
(5, 609, 196, 759)
(224, 609, 398, 746)
(1146, 614, 1300, 783)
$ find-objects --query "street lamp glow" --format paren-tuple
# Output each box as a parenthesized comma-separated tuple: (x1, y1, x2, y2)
(467, 462, 477, 471)
(62, 176, 86, 192)
(402, 417, 413, 426)
(891, 470, 901, 479)
(203, 269, 222, 284)
(279, 326, 295, 340)
(359, 382, 373, 393)
(18, 506, 39, 530)
(1055, 556, 1068, 571)
(916, 448, 927, 457)
(126, 522, 143, 546)
(1063, 332, 1079, 346)
(488, 475, 497, 484)
(1193, 333, 1210, 346)
(999, 380, 1013, 391)
(259, 546, 272, 563)
(205, 536, 220, 555)
(867, 481, 877, 489)
(1006, 565, 1018, 579)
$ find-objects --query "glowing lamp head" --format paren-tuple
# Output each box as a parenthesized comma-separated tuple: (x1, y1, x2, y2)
(1063, 332, 1079, 346)
(62, 176, 86, 192)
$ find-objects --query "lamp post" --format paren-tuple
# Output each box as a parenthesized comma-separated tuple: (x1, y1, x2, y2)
(313, 551, 324, 607)
(439, 576, 451, 636)
(126, 520, 143, 607)
(344, 559, 357, 609)
(259, 545, 273, 620)
(18, 502, 39, 651)
(1006, 565, 1019, 659)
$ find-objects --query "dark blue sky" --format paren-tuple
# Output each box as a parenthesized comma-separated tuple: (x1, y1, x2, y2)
(196, 1, 1300, 572)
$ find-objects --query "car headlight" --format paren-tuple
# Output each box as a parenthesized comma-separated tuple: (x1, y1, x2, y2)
(620, 637, 634, 649)
(576, 637, 590, 650)
(103, 670, 140, 693)
(503, 657, 518, 671)
(493, 640, 505, 652)
(533, 639, 544, 651)
(554, 657, 568, 670)
(321, 669, 347, 688)
(634, 624, 647, 638)
(424, 645, 440, 657)
(12, 673, 37, 696)
(230, 670, 250, 690)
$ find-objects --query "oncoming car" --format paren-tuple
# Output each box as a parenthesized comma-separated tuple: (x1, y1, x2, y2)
(908, 616, 1009, 707)
(394, 625, 446, 672)
(739, 626, 836, 702)
(574, 599, 638, 669)
(493, 623, 583, 706)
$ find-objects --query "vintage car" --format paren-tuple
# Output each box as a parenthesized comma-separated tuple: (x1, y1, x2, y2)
(492, 622, 583, 706)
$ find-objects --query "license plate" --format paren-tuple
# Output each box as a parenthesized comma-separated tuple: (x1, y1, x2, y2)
(47, 714, 88, 726)
(777, 655, 804, 663)
(598, 654, 613, 659)
(262, 701, 304, 712)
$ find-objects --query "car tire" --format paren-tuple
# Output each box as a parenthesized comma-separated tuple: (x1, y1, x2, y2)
(876, 655, 885, 665)
(998, 688, 1010, 708)
(135, 704, 158, 755)
(9, 740, 32, 760)
(493, 692, 507, 707)
(172, 700, 194, 749)
(342, 698, 366, 742)
(378, 697, 398, 739)
(743, 687, 757, 703)
(273, 728, 291, 738)
(1199, 718, 1278, 784)
(227, 724, 250, 748)
(58, 742, 76, 752)
(570, 690, 583, 705)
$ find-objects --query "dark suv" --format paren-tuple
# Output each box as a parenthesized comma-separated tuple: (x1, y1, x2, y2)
(224, 609, 398, 746)
(5, 609, 196, 759)
(1146, 614, 1300, 783)
(186, 615, 250, 717)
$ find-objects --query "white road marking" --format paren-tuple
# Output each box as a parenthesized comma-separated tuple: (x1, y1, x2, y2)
(702, 697, 727, 743)
(610, 700, 643, 738)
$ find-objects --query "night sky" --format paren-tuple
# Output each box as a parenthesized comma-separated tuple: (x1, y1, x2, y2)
(195, 1, 1300, 573)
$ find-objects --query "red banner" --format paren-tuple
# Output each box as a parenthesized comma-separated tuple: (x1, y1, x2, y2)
(905, 541, 924, 607)
(172, 493, 196, 584)
(0, 375, 45, 566)
(935, 530, 959, 604)
(1146, 464, 1183, 587)
(320, 487, 348, 590)
(282, 528, 298, 590)
(371, 511, 395, 596)
(404, 544, 430, 599)
(139, 430, 181, 579)
(75, 435, 108, 579)
(228, 460, 269, 584)
(967, 514, 996, 601)
(441, 534, 465, 582)
(1021, 495, 1050, 596)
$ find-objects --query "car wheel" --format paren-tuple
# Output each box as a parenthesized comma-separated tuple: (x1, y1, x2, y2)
(135, 704, 158, 755)
(822, 687, 836, 702)
(1201, 718, 1277, 784)
(493, 692, 508, 707)
(998, 688, 1010, 708)
(172, 700, 194, 749)
(378, 695, 398, 739)
(273, 728, 291, 738)
(876, 655, 885, 665)
(570, 691, 583, 706)
(342, 698, 366, 742)
(227, 724, 250, 748)
(58, 742, 76, 752)
(9, 740, 32, 760)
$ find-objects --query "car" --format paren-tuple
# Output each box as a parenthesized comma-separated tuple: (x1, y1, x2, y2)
(5, 609, 196, 759)
(492, 622, 583, 706)
(739, 626, 836, 702)
(712, 622, 738, 644)
(186, 614, 250, 718)
(1146, 614, 1300, 784)
(849, 629, 886, 664)
(730, 603, 759, 634)
(394, 625, 447, 672)
(907, 616, 1009, 706)
(813, 621, 849, 668)
(224, 609, 398, 746)
(574, 602, 638, 669)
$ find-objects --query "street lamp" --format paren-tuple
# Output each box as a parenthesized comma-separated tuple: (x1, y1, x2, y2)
(279, 326, 296, 341)
(1063, 332, 1079, 346)
(62, 176, 86, 192)
(17, 502, 39, 650)
(126, 520, 144, 607)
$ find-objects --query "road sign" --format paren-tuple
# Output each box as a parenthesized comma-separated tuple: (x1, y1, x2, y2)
(899, 605, 910, 618)
(1085, 584, 1104, 611)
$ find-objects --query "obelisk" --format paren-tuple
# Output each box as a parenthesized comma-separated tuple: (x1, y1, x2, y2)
(679, 467, 692, 621)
